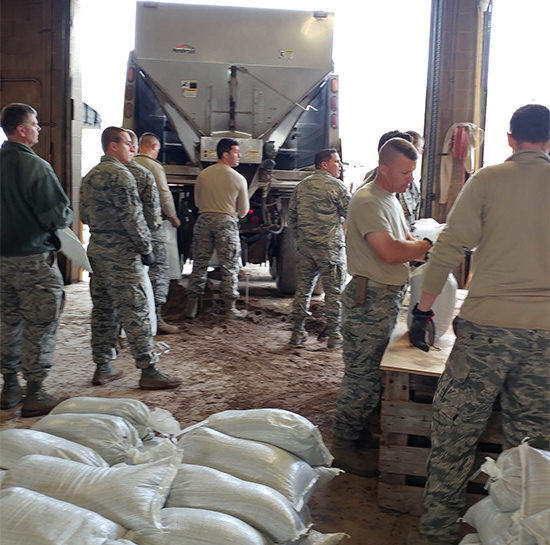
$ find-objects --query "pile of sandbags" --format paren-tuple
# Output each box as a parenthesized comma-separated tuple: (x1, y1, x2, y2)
(460, 442, 550, 545)
(0, 398, 346, 545)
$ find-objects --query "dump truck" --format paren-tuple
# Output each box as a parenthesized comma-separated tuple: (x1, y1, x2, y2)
(122, 2, 340, 294)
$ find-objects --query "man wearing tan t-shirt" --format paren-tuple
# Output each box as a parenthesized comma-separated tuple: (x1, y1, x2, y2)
(184, 138, 249, 320)
(407, 104, 550, 545)
(331, 138, 431, 477)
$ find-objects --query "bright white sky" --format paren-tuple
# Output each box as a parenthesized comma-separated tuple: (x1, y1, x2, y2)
(76, 0, 549, 182)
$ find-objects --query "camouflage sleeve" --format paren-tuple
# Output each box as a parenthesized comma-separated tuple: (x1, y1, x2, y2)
(288, 186, 298, 233)
(335, 182, 351, 219)
(111, 169, 152, 255)
(142, 169, 162, 229)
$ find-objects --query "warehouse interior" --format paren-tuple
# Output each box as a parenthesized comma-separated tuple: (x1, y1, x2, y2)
(1, 1, 549, 544)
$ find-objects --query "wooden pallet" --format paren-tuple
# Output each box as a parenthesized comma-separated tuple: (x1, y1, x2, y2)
(377, 310, 503, 516)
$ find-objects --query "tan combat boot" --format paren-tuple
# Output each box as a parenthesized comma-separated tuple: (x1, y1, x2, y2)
(331, 436, 379, 477)
(225, 300, 247, 320)
(290, 319, 307, 345)
(21, 382, 65, 418)
(1, 373, 23, 410)
(327, 330, 343, 349)
(156, 306, 178, 334)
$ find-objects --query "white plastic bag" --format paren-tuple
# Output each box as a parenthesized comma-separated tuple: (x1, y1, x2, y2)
(178, 427, 318, 511)
(165, 463, 310, 543)
(458, 536, 482, 545)
(481, 447, 523, 513)
(0, 428, 108, 469)
(129, 507, 272, 545)
(32, 413, 142, 466)
(0, 486, 126, 545)
(407, 263, 457, 341)
(463, 496, 526, 545)
(187, 408, 333, 466)
(163, 220, 181, 280)
(3, 453, 180, 531)
(50, 397, 154, 439)
(129, 438, 179, 465)
(411, 218, 446, 244)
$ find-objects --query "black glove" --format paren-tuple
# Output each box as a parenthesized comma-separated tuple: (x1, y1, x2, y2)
(141, 252, 155, 267)
(409, 303, 436, 352)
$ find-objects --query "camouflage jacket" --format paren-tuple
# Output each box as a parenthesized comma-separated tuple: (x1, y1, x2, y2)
(288, 169, 351, 247)
(80, 155, 152, 257)
(126, 160, 162, 232)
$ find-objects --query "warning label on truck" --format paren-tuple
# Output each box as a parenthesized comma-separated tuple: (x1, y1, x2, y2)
(181, 80, 198, 98)
(278, 50, 294, 60)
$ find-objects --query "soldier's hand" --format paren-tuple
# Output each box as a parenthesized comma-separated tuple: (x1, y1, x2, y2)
(142, 252, 156, 267)
(409, 304, 435, 352)
(169, 216, 181, 228)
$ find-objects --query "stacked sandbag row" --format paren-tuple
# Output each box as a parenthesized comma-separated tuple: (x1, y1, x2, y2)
(0, 397, 347, 545)
(459, 442, 550, 545)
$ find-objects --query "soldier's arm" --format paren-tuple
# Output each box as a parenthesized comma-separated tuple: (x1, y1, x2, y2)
(112, 170, 152, 256)
(29, 167, 72, 231)
(143, 170, 163, 230)
(153, 161, 178, 220)
(335, 183, 351, 219)
(236, 176, 249, 218)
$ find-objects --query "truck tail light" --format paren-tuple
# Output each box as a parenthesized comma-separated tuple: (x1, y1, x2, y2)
(125, 85, 134, 101)
(331, 96, 338, 111)
(331, 114, 338, 129)
(331, 78, 338, 93)
(124, 103, 133, 119)
(127, 67, 135, 83)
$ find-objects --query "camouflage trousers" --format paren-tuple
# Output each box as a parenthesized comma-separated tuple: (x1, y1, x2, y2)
(333, 278, 405, 440)
(0, 252, 65, 382)
(420, 317, 550, 540)
(89, 251, 158, 369)
(149, 227, 170, 307)
(187, 213, 241, 301)
(292, 243, 346, 332)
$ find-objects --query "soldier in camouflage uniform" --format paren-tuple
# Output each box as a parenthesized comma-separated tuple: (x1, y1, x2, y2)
(80, 127, 181, 390)
(0, 103, 72, 417)
(407, 104, 550, 545)
(126, 130, 177, 335)
(287, 148, 350, 349)
(331, 138, 431, 477)
(184, 138, 249, 320)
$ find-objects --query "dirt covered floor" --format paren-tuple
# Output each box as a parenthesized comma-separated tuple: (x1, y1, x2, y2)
(0, 265, 420, 544)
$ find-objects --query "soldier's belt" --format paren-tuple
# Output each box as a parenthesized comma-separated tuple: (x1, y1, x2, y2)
(353, 275, 405, 306)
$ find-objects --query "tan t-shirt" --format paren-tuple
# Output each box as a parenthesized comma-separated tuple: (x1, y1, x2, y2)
(346, 182, 410, 285)
(195, 163, 249, 218)
(423, 150, 550, 331)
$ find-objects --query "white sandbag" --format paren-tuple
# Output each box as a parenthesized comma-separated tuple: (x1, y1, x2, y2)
(129, 507, 272, 545)
(300, 530, 349, 545)
(458, 536, 482, 545)
(407, 263, 457, 341)
(0, 486, 126, 545)
(179, 427, 318, 511)
(0, 470, 5, 487)
(0, 428, 108, 469)
(50, 397, 162, 439)
(165, 464, 310, 543)
(462, 496, 528, 545)
(187, 408, 333, 466)
(163, 220, 182, 280)
(481, 447, 523, 512)
(519, 509, 550, 545)
(3, 453, 180, 531)
(57, 227, 93, 272)
(143, 266, 157, 336)
(129, 438, 180, 465)
(519, 443, 550, 517)
(32, 413, 142, 465)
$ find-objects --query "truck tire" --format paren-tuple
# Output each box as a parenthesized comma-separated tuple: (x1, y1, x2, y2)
(276, 227, 297, 295)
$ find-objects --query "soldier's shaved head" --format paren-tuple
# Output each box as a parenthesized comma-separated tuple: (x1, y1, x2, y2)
(139, 132, 161, 150)
(379, 138, 418, 166)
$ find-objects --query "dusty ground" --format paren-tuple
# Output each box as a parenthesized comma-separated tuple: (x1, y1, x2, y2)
(0, 265, 420, 544)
